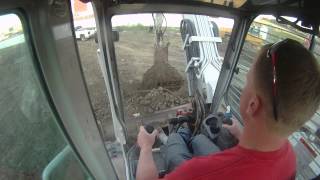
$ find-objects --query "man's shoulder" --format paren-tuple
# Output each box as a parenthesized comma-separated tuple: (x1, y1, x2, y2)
(163, 143, 296, 180)
(163, 146, 246, 180)
(188, 146, 246, 169)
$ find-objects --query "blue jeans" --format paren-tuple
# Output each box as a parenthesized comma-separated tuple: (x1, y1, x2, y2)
(162, 128, 220, 172)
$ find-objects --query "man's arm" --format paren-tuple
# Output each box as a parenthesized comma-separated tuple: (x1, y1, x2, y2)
(136, 126, 158, 180)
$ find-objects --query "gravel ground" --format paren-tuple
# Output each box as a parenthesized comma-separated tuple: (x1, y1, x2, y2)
(77, 39, 115, 141)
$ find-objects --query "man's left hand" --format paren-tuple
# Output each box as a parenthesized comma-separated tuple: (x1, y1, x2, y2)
(137, 126, 158, 151)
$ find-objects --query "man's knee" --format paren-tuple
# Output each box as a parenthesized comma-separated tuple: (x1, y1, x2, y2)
(191, 134, 220, 156)
(163, 133, 192, 171)
(166, 133, 191, 157)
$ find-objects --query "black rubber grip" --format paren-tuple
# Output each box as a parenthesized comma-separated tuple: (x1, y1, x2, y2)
(223, 118, 233, 125)
(144, 125, 154, 134)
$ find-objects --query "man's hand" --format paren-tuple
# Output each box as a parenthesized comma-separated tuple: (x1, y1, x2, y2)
(137, 126, 158, 151)
(136, 126, 159, 180)
(222, 119, 243, 140)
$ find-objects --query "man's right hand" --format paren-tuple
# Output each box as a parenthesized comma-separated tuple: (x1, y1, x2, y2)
(222, 118, 243, 140)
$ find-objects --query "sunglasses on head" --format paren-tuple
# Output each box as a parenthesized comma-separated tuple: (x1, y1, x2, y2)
(266, 39, 289, 121)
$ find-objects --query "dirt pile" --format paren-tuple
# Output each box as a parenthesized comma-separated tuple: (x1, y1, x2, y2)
(126, 87, 188, 116)
(141, 45, 183, 91)
(141, 62, 184, 91)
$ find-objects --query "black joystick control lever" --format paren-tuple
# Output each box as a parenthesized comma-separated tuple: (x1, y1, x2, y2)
(223, 118, 233, 126)
(202, 114, 222, 140)
(144, 124, 155, 134)
(144, 124, 168, 145)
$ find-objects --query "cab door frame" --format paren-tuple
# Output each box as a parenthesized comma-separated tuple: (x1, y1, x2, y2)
(0, 0, 119, 179)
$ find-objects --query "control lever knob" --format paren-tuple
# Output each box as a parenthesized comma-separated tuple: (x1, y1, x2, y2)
(144, 125, 155, 134)
(223, 118, 233, 126)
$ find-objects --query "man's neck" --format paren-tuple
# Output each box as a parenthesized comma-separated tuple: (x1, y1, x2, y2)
(239, 124, 287, 152)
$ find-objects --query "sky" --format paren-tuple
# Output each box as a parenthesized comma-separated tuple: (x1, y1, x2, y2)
(0, 12, 299, 35)
(111, 13, 235, 29)
(110, 14, 302, 29)
(0, 14, 21, 34)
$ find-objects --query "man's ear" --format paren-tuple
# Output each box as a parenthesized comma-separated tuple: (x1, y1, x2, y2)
(246, 95, 261, 117)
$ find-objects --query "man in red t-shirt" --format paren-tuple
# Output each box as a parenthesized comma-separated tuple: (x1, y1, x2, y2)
(135, 39, 320, 180)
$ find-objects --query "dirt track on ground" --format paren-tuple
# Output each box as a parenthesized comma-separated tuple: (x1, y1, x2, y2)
(77, 39, 115, 140)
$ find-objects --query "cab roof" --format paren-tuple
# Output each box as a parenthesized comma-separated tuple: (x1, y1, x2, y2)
(83, 0, 319, 35)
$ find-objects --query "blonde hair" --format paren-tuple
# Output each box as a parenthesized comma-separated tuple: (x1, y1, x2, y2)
(254, 39, 320, 136)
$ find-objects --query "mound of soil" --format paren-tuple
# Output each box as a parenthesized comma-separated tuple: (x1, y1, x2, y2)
(141, 45, 183, 91)
(141, 62, 184, 91)
(126, 87, 188, 116)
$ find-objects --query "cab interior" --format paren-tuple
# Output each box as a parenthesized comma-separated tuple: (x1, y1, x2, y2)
(0, 0, 319, 180)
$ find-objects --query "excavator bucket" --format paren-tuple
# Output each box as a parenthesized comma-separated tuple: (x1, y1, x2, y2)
(141, 14, 183, 91)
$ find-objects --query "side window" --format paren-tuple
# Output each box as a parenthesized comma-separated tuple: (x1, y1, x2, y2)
(313, 36, 320, 61)
(0, 13, 91, 179)
(226, 15, 309, 119)
(71, 0, 115, 142)
(292, 36, 320, 180)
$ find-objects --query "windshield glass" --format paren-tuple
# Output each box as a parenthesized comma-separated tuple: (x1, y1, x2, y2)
(111, 13, 234, 145)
